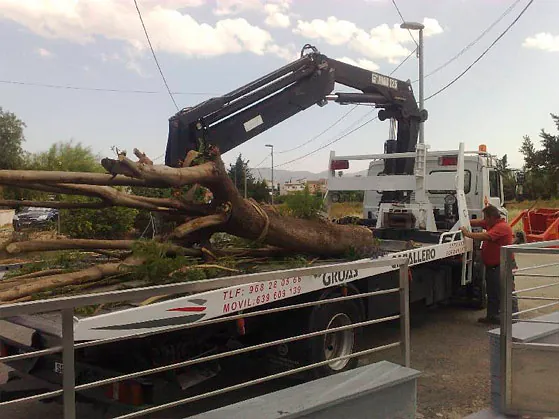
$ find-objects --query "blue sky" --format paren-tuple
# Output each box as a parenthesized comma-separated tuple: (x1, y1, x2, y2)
(0, 0, 557, 174)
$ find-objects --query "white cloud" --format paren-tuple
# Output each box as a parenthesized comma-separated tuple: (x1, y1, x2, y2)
(267, 43, 298, 61)
(264, 4, 290, 28)
(213, 0, 264, 16)
(0, 0, 289, 65)
(143, 0, 205, 8)
(523, 32, 559, 52)
(294, 16, 359, 46)
(337, 56, 379, 71)
(214, 0, 292, 29)
(293, 16, 444, 62)
(36, 47, 53, 58)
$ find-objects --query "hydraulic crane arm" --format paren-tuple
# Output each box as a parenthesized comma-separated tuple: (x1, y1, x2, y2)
(165, 45, 427, 176)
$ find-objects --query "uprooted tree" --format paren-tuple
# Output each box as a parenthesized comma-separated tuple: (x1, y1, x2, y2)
(0, 147, 377, 303)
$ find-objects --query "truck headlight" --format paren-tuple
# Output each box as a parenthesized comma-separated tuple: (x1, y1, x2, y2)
(444, 194, 457, 205)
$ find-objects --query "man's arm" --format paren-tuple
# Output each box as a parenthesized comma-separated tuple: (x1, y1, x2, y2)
(470, 219, 487, 228)
(460, 228, 491, 241)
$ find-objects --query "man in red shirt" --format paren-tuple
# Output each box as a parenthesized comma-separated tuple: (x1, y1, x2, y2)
(460, 205, 518, 324)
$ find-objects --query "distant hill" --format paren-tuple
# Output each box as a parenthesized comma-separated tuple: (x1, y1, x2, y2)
(249, 168, 368, 184)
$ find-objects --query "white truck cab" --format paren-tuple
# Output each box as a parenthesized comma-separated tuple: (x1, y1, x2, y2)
(327, 144, 507, 229)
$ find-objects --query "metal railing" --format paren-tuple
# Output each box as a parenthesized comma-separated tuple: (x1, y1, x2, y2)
(0, 257, 410, 419)
(500, 239, 559, 417)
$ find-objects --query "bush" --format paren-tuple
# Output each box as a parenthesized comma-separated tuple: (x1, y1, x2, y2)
(60, 195, 138, 239)
(281, 185, 324, 219)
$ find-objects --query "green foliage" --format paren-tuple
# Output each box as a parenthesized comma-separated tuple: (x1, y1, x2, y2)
(281, 185, 324, 219)
(0, 108, 28, 199)
(28, 141, 103, 172)
(130, 240, 197, 284)
(496, 154, 516, 201)
(227, 154, 270, 202)
(129, 184, 205, 236)
(21, 140, 138, 239)
(60, 196, 138, 239)
(519, 114, 559, 199)
(2, 251, 87, 280)
(129, 241, 238, 285)
(0, 107, 27, 171)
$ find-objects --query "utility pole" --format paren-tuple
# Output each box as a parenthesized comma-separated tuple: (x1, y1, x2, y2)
(265, 144, 274, 205)
(244, 164, 248, 199)
(400, 21, 425, 144)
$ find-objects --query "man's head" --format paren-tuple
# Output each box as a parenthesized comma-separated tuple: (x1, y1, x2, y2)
(482, 205, 502, 227)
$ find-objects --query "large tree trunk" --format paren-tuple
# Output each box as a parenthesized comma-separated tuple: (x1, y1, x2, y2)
(0, 147, 376, 302)
(0, 147, 375, 257)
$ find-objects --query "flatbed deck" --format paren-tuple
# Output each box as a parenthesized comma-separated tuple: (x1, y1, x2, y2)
(0, 235, 470, 342)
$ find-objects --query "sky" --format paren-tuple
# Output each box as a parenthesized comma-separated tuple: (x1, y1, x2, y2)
(0, 0, 558, 175)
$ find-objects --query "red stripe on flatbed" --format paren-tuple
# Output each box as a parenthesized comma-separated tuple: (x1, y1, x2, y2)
(167, 306, 206, 312)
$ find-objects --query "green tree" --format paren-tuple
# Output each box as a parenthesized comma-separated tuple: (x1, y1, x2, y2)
(227, 154, 269, 202)
(0, 107, 26, 170)
(0, 108, 28, 200)
(520, 114, 559, 199)
(29, 141, 103, 173)
(496, 154, 516, 201)
(30, 141, 138, 239)
(282, 185, 324, 219)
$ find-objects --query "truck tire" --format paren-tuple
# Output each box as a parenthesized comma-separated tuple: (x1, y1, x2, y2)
(307, 298, 363, 379)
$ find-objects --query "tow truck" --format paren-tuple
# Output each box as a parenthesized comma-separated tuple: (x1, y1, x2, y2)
(0, 45, 492, 413)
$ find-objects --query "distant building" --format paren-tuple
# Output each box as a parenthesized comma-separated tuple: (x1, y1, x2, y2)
(278, 178, 326, 195)
(280, 180, 306, 195)
(306, 178, 327, 195)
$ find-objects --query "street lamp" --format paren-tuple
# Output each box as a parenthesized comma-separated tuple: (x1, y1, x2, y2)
(400, 21, 425, 144)
(265, 144, 274, 204)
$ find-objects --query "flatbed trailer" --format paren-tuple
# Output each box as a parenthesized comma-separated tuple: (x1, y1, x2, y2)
(0, 232, 473, 413)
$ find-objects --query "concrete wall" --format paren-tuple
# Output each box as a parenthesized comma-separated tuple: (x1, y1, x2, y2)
(0, 210, 14, 228)
(489, 312, 559, 416)
(190, 361, 421, 419)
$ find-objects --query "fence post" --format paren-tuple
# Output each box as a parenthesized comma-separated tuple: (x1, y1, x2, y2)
(499, 247, 513, 414)
(62, 308, 76, 419)
(399, 262, 410, 367)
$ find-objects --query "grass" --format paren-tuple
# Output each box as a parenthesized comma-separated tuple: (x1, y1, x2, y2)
(329, 202, 363, 218)
(506, 199, 559, 232)
(328, 199, 559, 234)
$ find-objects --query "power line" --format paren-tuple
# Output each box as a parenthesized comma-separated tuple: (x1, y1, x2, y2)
(278, 0, 417, 160)
(133, 0, 179, 111)
(390, 48, 416, 76)
(417, 0, 522, 82)
(391, 0, 418, 47)
(275, 37, 411, 157)
(253, 155, 269, 169)
(276, 116, 379, 168)
(0, 79, 216, 95)
(276, 106, 358, 154)
(275, 0, 534, 168)
(425, 0, 534, 101)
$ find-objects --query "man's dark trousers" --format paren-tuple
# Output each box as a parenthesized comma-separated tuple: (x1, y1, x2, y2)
(486, 265, 519, 319)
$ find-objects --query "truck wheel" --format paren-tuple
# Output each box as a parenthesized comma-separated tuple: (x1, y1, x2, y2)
(307, 299, 363, 379)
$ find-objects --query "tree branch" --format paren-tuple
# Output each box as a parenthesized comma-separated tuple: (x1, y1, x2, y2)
(0, 257, 144, 302)
(0, 170, 153, 187)
(0, 199, 106, 209)
(5, 239, 201, 257)
(101, 157, 218, 187)
(171, 212, 230, 239)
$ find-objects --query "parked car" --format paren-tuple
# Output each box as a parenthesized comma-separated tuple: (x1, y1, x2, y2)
(13, 207, 59, 231)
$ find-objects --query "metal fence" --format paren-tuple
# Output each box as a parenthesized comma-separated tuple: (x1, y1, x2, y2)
(0, 257, 410, 419)
(500, 239, 559, 417)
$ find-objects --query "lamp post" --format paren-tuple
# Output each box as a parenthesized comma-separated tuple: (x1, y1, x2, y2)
(400, 21, 425, 144)
(265, 144, 274, 204)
